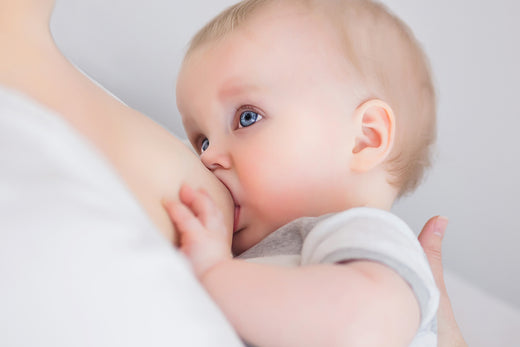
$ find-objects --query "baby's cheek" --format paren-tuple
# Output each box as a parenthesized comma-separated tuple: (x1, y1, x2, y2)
(245, 172, 308, 224)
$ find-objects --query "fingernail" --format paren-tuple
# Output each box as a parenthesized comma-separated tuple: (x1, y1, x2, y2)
(434, 216, 449, 237)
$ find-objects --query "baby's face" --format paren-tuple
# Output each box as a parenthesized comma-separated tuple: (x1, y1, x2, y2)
(177, 4, 360, 254)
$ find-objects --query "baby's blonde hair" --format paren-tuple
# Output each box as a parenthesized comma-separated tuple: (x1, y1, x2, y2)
(186, 0, 436, 198)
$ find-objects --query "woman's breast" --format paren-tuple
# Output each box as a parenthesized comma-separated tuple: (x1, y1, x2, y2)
(104, 109, 234, 245)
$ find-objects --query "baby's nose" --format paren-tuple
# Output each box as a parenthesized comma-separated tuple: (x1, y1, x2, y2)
(200, 145, 231, 171)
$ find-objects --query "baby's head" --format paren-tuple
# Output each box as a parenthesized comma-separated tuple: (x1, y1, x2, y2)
(176, 0, 436, 254)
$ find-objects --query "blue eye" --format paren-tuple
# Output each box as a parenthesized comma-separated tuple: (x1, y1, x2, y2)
(239, 110, 263, 128)
(201, 138, 209, 152)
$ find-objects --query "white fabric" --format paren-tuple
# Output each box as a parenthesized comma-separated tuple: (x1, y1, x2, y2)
(0, 87, 242, 347)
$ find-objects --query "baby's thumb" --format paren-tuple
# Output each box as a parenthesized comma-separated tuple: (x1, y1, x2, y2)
(418, 216, 449, 290)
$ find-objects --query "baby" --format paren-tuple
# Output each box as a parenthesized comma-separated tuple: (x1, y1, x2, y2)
(166, 0, 439, 346)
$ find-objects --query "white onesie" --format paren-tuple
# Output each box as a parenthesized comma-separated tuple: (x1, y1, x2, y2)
(238, 208, 439, 347)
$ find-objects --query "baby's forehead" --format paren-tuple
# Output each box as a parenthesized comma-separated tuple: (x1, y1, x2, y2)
(179, 0, 418, 111)
(184, 0, 400, 82)
(177, 6, 368, 115)
(185, 1, 340, 60)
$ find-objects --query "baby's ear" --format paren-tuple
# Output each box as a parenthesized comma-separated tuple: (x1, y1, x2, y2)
(350, 99, 395, 172)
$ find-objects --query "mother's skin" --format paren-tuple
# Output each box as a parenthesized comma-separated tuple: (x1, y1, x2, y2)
(0, 0, 234, 245)
(0, 0, 466, 346)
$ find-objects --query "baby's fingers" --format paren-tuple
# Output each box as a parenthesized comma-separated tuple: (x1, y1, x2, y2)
(179, 184, 225, 230)
(163, 200, 205, 240)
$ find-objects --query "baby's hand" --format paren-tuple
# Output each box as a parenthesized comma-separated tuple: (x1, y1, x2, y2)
(163, 184, 232, 278)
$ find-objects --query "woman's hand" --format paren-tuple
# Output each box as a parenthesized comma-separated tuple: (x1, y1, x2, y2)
(418, 216, 468, 347)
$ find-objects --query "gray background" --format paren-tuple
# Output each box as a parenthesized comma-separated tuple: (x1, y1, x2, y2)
(51, 0, 520, 314)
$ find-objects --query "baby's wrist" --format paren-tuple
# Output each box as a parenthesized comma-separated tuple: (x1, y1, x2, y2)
(198, 256, 233, 285)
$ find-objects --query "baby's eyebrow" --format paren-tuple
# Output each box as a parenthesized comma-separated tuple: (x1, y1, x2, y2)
(181, 114, 200, 138)
(218, 82, 261, 101)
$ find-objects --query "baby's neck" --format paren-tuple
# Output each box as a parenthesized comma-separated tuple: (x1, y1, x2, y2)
(347, 171, 398, 212)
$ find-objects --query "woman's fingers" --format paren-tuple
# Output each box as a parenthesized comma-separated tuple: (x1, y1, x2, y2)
(418, 216, 468, 347)
(418, 216, 448, 290)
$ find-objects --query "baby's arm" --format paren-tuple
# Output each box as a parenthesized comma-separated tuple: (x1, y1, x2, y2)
(165, 185, 420, 347)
